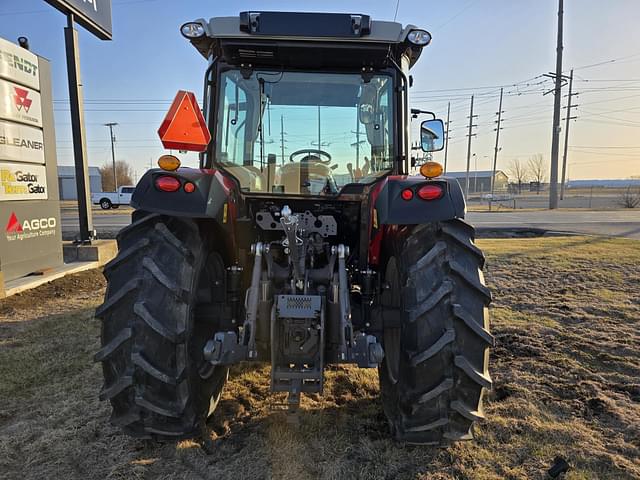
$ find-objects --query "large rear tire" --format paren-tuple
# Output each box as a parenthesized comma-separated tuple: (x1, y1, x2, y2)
(379, 219, 493, 444)
(95, 213, 229, 439)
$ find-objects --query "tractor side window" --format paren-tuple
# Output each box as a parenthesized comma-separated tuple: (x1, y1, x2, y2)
(217, 73, 266, 192)
(218, 74, 248, 165)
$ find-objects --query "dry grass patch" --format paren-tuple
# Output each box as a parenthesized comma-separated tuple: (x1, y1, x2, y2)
(0, 236, 639, 479)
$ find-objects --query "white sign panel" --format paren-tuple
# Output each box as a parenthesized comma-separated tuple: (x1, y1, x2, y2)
(0, 79, 42, 128)
(0, 38, 40, 91)
(0, 161, 47, 201)
(0, 120, 45, 164)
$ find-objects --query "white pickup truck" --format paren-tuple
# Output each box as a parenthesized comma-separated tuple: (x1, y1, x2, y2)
(92, 186, 136, 210)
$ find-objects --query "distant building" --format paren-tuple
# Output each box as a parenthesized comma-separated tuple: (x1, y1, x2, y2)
(566, 179, 640, 189)
(443, 170, 509, 194)
(57, 166, 102, 200)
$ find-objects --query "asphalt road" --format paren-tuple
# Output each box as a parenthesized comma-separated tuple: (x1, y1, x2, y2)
(468, 210, 640, 239)
(60, 209, 640, 239)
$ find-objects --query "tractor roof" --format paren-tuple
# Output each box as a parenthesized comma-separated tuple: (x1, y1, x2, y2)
(184, 11, 428, 69)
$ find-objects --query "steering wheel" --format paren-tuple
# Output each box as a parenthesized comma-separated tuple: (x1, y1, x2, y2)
(289, 149, 332, 164)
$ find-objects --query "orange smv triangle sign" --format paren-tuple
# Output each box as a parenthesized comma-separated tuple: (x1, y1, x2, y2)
(158, 90, 211, 152)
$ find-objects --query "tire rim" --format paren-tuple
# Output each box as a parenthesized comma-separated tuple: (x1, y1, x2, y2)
(101, 201, 110, 209)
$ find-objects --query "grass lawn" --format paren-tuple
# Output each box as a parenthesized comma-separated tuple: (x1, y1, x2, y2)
(0, 236, 638, 479)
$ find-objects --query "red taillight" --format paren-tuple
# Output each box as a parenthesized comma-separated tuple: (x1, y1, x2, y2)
(184, 182, 196, 193)
(401, 188, 414, 201)
(417, 184, 444, 201)
(155, 176, 181, 192)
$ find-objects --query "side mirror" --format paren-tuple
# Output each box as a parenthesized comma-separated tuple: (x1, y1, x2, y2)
(420, 119, 444, 152)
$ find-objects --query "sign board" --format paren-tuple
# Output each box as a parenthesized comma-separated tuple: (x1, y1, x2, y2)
(4, 208, 57, 243)
(44, 0, 113, 41)
(0, 161, 48, 201)
(0, 201, 62, 280)
(0, 79, 42, 128)
(0, 38, 62, 285)
(0, 120, 45, 164)
(0, 38, 39, 90)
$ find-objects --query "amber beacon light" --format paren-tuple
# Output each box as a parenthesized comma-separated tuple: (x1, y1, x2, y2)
(158, 154, 181, 171)
(420, 161, 443, 179)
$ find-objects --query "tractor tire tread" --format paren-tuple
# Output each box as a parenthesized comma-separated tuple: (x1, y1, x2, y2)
(96, 214, 228, 440)
(380, 219, 492, 444)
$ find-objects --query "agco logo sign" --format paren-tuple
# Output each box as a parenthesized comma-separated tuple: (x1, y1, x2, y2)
(13, 87, 32, 113)
(5, 211, 56, 241)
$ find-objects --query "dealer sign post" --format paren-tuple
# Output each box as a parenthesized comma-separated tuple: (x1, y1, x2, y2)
(43, 0, 113, 244)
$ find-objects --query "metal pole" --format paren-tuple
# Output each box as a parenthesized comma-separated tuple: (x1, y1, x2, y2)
(105, 122, 118, 191)
(443, 101, 450, 173)
(549, 0, 564, 209)
(473, 154, 478, 193)
(491, 87, 504, 198)
(560, 69, 574, 200)
(64, 13, 93, 243)
(317, 105, 321, 150)
(280, 115, 285, 165)
(355, 115, 360, 171)
(465, 95, 475, 201)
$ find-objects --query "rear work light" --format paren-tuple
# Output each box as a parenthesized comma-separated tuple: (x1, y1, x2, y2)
(155, 176, 181, 192)
(401, 188, 414, 201)
(180, 22, 206, 39)
(407, 29, 432, 46)
(417, 184, 444, 201)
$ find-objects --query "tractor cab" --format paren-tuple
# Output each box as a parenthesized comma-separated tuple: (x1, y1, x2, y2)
(180, 11, 432, 196)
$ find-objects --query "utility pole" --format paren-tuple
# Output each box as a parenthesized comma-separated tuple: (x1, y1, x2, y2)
(317, 105, 321, 152)
(549, 0, 565, 209)
(355, 116, 360, 171)
(465, 95, 477, 201)
(104, 122, 118, 191)
(560, 69, 578, 200)
(443, 101, 451, 173)
(490, 88, 504, 208)
(280, 115, 286, 165)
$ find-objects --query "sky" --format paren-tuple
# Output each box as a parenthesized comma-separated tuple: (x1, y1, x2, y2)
(1, 0, 639, 181)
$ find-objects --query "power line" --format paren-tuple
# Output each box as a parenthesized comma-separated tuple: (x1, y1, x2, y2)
(432, 0, 477, 31)
(571, 51, 640, 71)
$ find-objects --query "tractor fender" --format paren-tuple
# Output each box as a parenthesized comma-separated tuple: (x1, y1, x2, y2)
(374, 175, 466, 225)
(131, 168, 235, 222)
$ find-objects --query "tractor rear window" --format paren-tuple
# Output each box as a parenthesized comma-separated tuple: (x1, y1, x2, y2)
(215, 69, 394, 195)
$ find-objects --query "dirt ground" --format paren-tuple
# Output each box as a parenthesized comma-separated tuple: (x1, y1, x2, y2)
(0, 236, 639, 479)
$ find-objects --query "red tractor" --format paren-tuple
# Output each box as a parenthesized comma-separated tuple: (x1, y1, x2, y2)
(95, 11, 492, 444)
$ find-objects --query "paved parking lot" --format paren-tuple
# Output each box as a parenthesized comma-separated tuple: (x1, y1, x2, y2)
(61, 209, 640, 239)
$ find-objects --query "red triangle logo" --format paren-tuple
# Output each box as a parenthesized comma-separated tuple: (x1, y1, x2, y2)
(158, 90, 211, 152)
(6, 212, 23, 233)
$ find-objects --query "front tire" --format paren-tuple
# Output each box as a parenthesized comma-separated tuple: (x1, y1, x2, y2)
(379, 219, 493, 444)
(95, 213, 228, 439)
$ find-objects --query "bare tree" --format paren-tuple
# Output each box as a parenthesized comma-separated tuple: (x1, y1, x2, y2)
(508, 158, 528, 194)
(619, 186, 640, 208)
(99, 160, 134, 192)
(527, 154, 546, 194)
